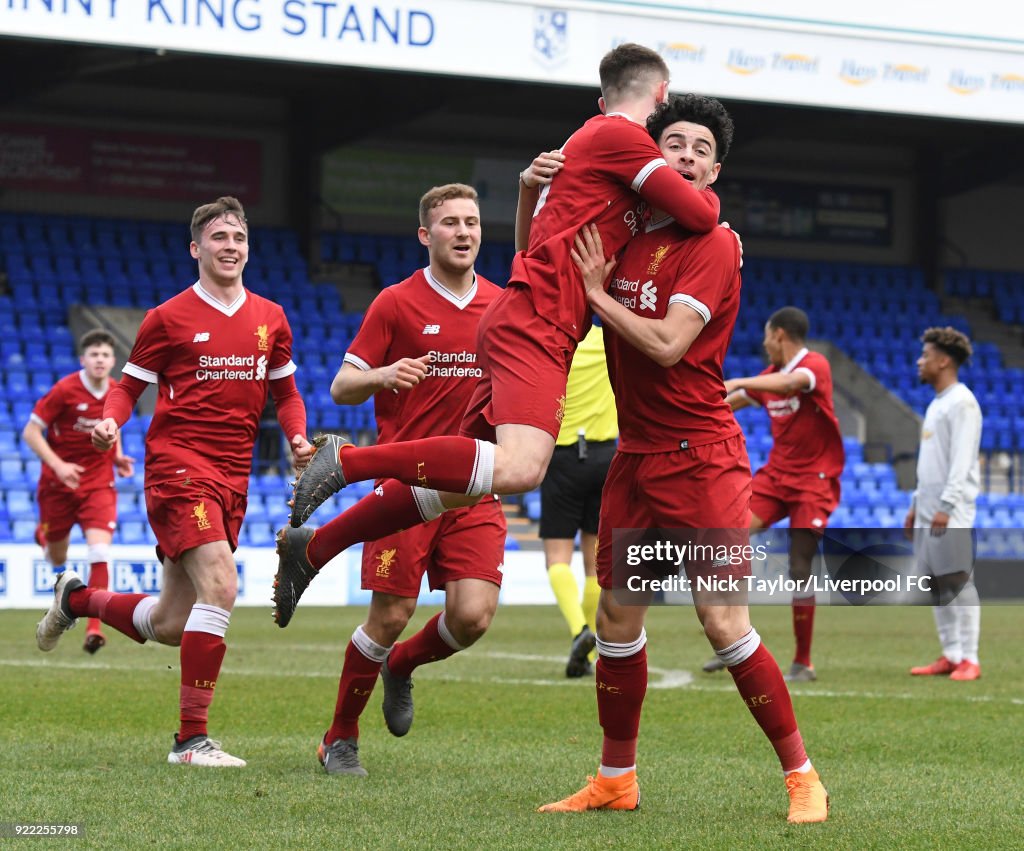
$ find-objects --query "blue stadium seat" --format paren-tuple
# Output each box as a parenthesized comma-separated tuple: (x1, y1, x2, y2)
(119, 521, 149, 544)
(12, 518, 37, 542)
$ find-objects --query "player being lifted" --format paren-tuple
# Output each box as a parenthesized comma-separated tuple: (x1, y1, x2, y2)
(531, 94, 828, 823)
(274, 42, 721, 624)
(36, 197, 312, 767)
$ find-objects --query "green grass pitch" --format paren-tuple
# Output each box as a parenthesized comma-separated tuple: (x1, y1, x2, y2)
(1, 603, 1021, 849)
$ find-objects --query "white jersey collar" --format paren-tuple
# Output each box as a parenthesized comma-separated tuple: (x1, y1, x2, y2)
(193, 281, 247, 317)
(424, 267, 477, 311)
(780, 347, 809, 374)
(78, 369, 107, 400)
(645, 215, 675, 233)
(604, 111, 641, 124)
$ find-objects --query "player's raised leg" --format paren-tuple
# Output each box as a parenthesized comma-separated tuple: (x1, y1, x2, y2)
(274, 479, 468, 627)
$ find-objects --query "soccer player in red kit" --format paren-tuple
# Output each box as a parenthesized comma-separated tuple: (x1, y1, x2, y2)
(275, 42, 721, 625)
(536, 95, 828, 823)
(703, 307, 845, 682)
(36, 196, 313, 767)
(23, 329, 134, 653)
(283, 184, 506, 776)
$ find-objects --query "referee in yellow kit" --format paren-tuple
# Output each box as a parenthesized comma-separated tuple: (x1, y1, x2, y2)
(540, 324, 618, 677)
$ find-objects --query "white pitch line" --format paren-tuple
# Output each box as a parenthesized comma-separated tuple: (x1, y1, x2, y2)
(481, 650, 693, 689)
(2, 656, 1020, 705)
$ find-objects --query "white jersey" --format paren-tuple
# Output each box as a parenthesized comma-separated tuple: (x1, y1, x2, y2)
(913, 382, 982, 527)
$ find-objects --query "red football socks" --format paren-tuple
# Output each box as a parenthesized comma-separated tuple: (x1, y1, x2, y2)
(597, 648, 648, 768)
(792, 596, 816, 668)
(326, 641, 384, 742)
(307, 481, 425, 570)
(339, 437, 482, 493)
(68, 588, 147, 643)
(728, 643, 808, 772)
(178, 631, 227, 741)
(85, 562, 108, 635)
(387, 613, 458, 678)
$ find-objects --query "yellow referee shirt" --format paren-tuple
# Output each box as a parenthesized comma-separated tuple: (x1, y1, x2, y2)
(557, 325, 618, 446)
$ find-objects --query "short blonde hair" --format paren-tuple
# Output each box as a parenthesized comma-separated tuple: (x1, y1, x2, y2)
(418, 184, 478, 228)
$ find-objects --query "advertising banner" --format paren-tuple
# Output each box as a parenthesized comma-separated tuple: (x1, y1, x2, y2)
(2, 2, 1023, 122)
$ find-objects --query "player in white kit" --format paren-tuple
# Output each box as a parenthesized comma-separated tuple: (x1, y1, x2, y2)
(904, 327, 983, 682)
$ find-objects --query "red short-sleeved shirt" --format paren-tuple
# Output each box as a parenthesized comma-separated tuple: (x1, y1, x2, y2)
(122, 283, 297, 493)
(744, 349, 845, 479)
(510, 113, 718, 342)
(605, 221, 743, 453)
(344, 269, 502, 443)
(31, 371, 117, 493)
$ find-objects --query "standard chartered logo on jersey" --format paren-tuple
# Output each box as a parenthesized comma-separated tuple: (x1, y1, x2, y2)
(196, 354, 269, 381)
(425, 350, 482, 378)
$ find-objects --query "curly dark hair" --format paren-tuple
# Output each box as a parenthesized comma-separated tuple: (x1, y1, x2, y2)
(646, 94, 734, 163)
(921, 326, 973, 366)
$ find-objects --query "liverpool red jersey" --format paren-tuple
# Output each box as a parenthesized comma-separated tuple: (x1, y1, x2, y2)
(344, 269, 502, 444)
(743, 349, 845, 479)
(122, 283, 297, 493)
(31, 371, 117, 493)
(511, 113, 719, 342)
(604, 220, 742, 454)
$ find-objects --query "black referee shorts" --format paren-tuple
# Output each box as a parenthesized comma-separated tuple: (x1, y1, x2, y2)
(539, 439, 616, 539)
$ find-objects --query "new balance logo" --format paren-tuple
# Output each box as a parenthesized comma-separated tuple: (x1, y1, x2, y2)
(193, 332, 211, 343)
(422, 324, 441, 335)
(640, 281, 658, 311)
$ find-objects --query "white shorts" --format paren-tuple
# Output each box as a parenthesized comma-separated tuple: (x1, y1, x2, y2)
(913, 526, 976, 577)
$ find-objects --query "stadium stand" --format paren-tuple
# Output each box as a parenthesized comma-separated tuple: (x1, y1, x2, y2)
(2, 211, 1021, 555)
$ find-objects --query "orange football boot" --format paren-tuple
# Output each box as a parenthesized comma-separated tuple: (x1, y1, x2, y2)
(949, 660, 981, 681)
(910, 656, 957, 676)
(538, 771, 640, 813)
(785, 767, 829, 824)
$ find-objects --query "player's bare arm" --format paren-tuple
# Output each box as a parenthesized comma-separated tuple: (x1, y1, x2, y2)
(903, 505, 916, 540)
(725, 389, 753, 411)
(515, 149, 564, 251)
(725, 371, 811, 397)
(330, 355, 433, 405)
(22, 420, 85, 489)
(113, 432, 135, 478)
(571, 223, 704, 368)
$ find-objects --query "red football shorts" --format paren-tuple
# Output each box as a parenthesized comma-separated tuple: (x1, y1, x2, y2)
(596, 434, 752, 590)
(750, 466, 840, 533)
(36, 483, 117, 541)
(460, 285, 577, 441)
(361, 498, 506, 597)
(145, 478, 247, 564)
